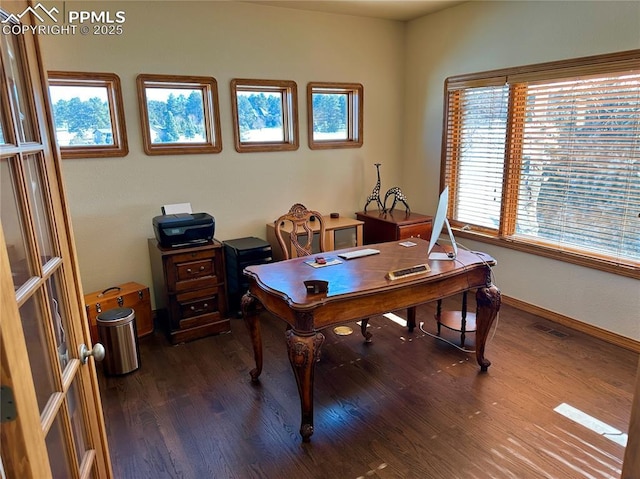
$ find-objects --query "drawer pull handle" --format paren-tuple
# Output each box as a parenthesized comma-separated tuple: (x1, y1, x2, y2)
(186, 266, 206, 274)
(189, 303, 208, 313)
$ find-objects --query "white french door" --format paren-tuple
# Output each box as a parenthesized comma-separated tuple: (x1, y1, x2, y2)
(1, 2, 112, 478)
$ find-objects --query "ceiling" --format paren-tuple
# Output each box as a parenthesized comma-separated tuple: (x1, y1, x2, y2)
(244, 1, 466, 22)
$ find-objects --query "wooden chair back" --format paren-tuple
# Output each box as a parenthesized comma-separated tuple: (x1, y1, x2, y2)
(274, 203, 326, 260)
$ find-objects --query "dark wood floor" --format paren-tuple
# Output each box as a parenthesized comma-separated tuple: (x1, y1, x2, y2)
(98, 296, 637, 478)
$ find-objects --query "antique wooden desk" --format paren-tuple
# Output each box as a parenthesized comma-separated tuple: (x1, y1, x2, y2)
(241, 238, 501, 442)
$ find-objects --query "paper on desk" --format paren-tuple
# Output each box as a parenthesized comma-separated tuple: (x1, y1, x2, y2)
(305, 257, 342, 268)
(399, 241, 417, 247)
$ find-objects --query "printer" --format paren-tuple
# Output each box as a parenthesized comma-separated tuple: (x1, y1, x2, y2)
(152, 212, 215, 248)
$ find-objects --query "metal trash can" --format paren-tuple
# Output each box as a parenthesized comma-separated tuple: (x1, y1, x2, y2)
(96, 307, 140, 375)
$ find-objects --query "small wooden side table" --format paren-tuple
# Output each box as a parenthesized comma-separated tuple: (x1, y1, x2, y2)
(266, 215, 363, 261)
(355, 210, 432, 244)
(435, 292, 477, 348)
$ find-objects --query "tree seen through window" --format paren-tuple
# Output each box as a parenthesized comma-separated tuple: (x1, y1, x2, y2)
(236, 91, 284, 141)
(50, 88, 113, 146)
(144, 89, 205, 144)
(312, 93, 347, 138)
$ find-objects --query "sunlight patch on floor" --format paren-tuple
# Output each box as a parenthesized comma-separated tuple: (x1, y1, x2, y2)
(382, 312, 407, 327)
(355, 462, 388, 479)
(554, 403, 628, 447)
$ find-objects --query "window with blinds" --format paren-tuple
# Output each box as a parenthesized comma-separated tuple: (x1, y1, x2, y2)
(444, 84, 509, 230)
(442, 51, 640, 276)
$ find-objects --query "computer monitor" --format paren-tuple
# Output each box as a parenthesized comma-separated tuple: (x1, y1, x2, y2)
(427, 186, 458, 261)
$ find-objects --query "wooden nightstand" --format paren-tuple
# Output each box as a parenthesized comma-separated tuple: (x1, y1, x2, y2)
(148, 239, 229, 344)
(355, 210, 433, 244)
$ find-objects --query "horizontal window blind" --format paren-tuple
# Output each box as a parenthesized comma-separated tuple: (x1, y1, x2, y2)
(444, 85, 509, 230)
(442, 50, 640, 272)
(514, 74, 640, 261)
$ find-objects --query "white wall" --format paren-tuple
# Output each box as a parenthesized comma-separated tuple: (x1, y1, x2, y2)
(39, 1, 405, 298)
(404, 1, 640, 340)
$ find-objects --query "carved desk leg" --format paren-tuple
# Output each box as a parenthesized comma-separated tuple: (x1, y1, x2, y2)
(241, 292, 263, 382)
(475, 284, 501, 372)
(360, 318, 372, 343)
(286, 328, 325, 442)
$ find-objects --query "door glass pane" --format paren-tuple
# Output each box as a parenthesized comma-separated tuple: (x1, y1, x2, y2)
(0, 156, 33, 290)
(46, 271, 70, 372)
(19, 291, 57, 412)
(67, 379, 88, 469)
(45, 413, 75, 479)
(0, 30, 37, 143)
(23, 153, 55, 263)
(0, 5, 105, 478)
(0, 114, 6, 144)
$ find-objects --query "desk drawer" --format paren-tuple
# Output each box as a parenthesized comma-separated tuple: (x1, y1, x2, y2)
(167, 249, 220, 292)
(176, 259, 214, 282)
(168, 286, 225, 328)
(398, 222, 432, 240)
(177, 312, 224, 331)
(179, 294, 219, 320)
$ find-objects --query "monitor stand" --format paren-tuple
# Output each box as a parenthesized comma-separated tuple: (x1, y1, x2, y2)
(428, 217, 458, 261)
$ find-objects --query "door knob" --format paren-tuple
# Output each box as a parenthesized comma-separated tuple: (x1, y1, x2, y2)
(79, 343, 105, 364)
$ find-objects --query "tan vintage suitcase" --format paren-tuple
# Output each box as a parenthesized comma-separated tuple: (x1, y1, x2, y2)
(84, 282, 153, 344)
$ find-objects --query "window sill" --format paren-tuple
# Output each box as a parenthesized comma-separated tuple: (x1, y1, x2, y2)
(452, 228, 640, 280)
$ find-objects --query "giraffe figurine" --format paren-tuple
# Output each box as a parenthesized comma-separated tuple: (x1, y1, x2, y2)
(364, 163, 384, 212)
(383, 186, 411, 214)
